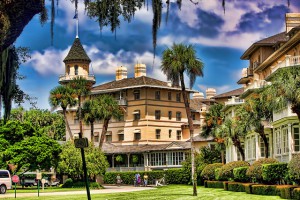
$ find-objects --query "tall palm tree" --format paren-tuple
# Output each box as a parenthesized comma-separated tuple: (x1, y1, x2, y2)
(161, 43, 204, 196)
(81, 98, 101, 144)
(49, 85, 76, 140)
(97, 94, 122, 149)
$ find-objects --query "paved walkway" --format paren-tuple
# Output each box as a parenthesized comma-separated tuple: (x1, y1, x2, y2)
(0, 185, 155, 198)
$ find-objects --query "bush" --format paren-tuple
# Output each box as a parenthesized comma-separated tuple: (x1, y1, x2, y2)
(227, 182, 245, 192)
(233, 166, 249, 182)
(217, 161, 249, 181)
(246, 158, 278, 183)
(243, 183, 257, 194)
(223, 181, 229, 190)
(288, 154, 300, 185)
(201, 163, 223, 181)
(62, 178, 73, 188)
(276, 185, 297, 199)
(292, 188, 300, 199)
(72, 182, 102, 189)
(262, 163, 288, 184)
(165, 168, 190, 184)
(251, 185, 277, 196)
(206, 181, 224, 188)
(215, 168, 221, 181)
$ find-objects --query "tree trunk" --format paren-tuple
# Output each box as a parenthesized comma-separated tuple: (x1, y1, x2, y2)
(231, 136, 245, 161)
(63, 109, 73, 140)
(257, 125, 269, 158)
(99, 118, 110, 149)
(91, 121, 94, 144)
(78, 96, 83, 138)
(291, 104, 300, 121)
(179, 73, 197, 196)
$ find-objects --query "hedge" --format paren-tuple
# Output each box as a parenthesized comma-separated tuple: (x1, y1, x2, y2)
(262, 163, 288, 184)
(206, 181, 224, 188)
(201, 163, 223, 181)
(165, 168, 190, 184)
(288, 154, 300, 185)
(276, 185, 297, 199)
(251, 185, 278, 196)
(215, 168, 221, 181)
(233, 166, 249, 182)
(223, 181, 229, 191)
(246, 158, 278, 183)
(292, 188, 300, 199)
(227, 182, 245, 192)
(217, 161, 249, 181)
(62, 178, 101, 189)
(242, 183, 257, 194)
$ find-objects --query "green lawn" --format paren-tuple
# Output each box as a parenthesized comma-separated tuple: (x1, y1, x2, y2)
(2, 185, 281, 200)
(7, 186, 85, 193)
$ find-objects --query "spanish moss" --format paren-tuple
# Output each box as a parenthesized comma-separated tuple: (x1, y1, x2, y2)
(222, 0, 225, 14)
(166, 0, 170, 24)
(177, 0, 182, 10)
(152, 0, 162, 58)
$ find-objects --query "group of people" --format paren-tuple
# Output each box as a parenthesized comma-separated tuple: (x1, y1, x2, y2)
(115, 173, 148, 187)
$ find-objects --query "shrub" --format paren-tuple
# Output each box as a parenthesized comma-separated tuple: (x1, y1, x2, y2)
(62, 178, 73, 188)
(292, 188, 300, 199)
(215, 168, 221, 181)
(262, 163, 288, 184)
(246, 158, 278, 183)
(201, 163, 223, 180)
(288, 154, 300, 185)
(233, 166, 249, 182)
(223, 181, 229, 190)
(165, 168, 190, 184)
(227, 182, 245, 192)
(243, 183, 257, 194)
(206, 181, 224, 188)
(72, 182, 102, 189)
(251, 185, 277, 196)
(217, 161, 249, 181)
(276, 185, 297, 199)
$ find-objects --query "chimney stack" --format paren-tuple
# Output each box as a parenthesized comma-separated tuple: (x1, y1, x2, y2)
(134, 63, 146, 78)
(206, 88, 216, 99)
(116, 66, 127, 81)
(192, 92, 204, 99)
(286, 13, 300, 33)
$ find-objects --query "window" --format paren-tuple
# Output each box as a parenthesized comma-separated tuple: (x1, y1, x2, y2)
(169, 130, 172, 138)
(283, 128, 289, 153)
(192, 113, 196, 120)
(0, 171, 9, 178)
(134, 130, 141, 140)
(246, 136, 256, 160)
(167, 152, 184, 165)
(156, 129, 161, 139)
(118, 134, 124, 141)
(177, 130, 181, 140)
(294, 127, 299, 152)
(155, 110, 161, 120)
(168, 111, 172, 120)
(133, 110, 140, 120)
(275, 128, 281, 155)
(67, 65, 70, 75)
(74, 115, 79, 124)
(176, 93, 181, 102)
(155, 91, 160, 100)
(106, 135, 112, 143)
(133, 90, 140, 100)
(150, 153, 166, 166)
(94, 132, 99, 142)
(260, 136, 270, 157)
(168, 92, 172, 100)
(74, 65, 78, 75)
(176, 112, 181, 121)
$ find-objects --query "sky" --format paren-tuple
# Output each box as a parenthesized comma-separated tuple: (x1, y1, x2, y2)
(15, 0, 300, 110)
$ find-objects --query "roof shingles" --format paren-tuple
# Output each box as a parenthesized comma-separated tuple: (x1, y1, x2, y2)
(63, 38, 91, 63)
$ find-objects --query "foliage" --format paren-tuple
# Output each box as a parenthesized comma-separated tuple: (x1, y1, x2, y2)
(205, 181, 224, 188)
(261, 163, 288, 184)
(251, 185, 278, 196)
(62, 180, 101, 189)
(165, 168, 190, 184)
(215, 168, 222, 181)
(217, 161, 249, 181)
(276, 185, 297, 199)
(288, 154, 300, 184)
(293, 188, 300, 200)
(115, 155, 124, 163)
(246, 158, 278, 183)
(233, 166, 249, 182)
(201, 163, 223, 181)
(131, 155, 139, 164)
(243, 183, 257, 194)
(61, 178, 73, 188)
(198, 146, 222, 164)
(227, 182, 245, 192)
(57, 141, 108, 180)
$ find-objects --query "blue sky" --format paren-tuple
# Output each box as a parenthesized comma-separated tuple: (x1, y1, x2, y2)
(15, 0, 300, 110)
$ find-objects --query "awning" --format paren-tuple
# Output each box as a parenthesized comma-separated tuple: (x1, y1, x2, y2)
(117, 130, 124, 134)
(133, 129, 141, 133)
(132, 111, 140, 114)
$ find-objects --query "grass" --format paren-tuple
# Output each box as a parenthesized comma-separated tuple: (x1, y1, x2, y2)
(1, 185, 281, 200)
(7, 186, 85, 193)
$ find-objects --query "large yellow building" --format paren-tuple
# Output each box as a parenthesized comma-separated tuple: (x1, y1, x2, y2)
(60, 37, 215, 171)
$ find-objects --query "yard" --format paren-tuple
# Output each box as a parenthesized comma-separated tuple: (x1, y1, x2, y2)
(1, 185, 281, 200)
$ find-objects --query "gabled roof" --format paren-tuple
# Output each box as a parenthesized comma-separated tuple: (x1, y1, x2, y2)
(187, 134, 214, 142)
(213, 88, 244, 99)
(241, 32, 288, 60)
(63, 38, 91, 63)
(190, 98, 215, 111)
(92, 76, 191, 93)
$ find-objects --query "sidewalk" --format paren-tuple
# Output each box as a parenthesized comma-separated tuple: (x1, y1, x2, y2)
(0, 185, 155, 198)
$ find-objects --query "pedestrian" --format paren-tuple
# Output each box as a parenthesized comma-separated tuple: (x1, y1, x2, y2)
(137, 173, 141, 186)
(134, 173, 138, 187)
(143, 173, 148, 187)
(116, 174, 122, 187)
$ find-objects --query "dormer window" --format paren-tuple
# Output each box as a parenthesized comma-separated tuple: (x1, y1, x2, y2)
(75, 65, 78, 75)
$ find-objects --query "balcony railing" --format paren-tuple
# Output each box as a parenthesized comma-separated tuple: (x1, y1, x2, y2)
(117, 98, 127, 106)
(271, 55, 300, 73)
(273, 103, 297, 122)
(58, 74, 95, 82)
(107, 166, 145, 172)
(244, 80, 267, 92)
(224, 97, 244, 106)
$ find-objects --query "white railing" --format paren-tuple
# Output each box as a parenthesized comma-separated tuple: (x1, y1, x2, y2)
(117, 98, 127, 106)
(273, 104, 297, 122)
(59, 74, 95, 82)
(244, 80, 266, 91)
(271, 55, 300, 73)
(224, 97, 244, 106)
(107, 167, 145, 172)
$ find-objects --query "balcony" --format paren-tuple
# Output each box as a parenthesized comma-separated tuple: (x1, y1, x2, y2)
(273, 103, 297, 122)
(271, 55, 300, 74)
(224, 96, 244, 106)
(253, 61, 261, 69)
(244, 79, 267, 92)
(117, 98, 127, 106)
(58, 74, 96, 83)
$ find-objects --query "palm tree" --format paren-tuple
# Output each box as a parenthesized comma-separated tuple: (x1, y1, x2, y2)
(97, 94, 122, 149)
(81, 98, 101, 144)
(49, 85, 77, 140)
(161, 43, 204, 196)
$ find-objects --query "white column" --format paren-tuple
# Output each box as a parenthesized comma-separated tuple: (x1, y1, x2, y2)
(288, 124, 293, 161)
(285, 55, 291, 67)
(255, 134, 259, 160)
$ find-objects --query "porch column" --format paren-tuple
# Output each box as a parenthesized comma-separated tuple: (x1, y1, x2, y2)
(112, 154, 115, 169)
(288, 124, 293, 161)
(255, 134, 259, 160)
(127, 153, 130, 168)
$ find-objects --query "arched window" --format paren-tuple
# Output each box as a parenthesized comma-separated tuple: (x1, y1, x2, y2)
(67, 65, 70, 75)
(74, 65, 78, 75)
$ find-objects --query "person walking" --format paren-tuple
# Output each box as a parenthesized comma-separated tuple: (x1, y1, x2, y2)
(143, 174, 148, 187)
(116, 174, 122, 187)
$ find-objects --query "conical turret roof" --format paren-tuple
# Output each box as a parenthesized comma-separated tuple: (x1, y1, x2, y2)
(63, 38, 91, 63)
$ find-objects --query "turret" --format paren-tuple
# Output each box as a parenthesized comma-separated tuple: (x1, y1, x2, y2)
(134, 63, 146, 78)
(116, 66, 128, 81)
